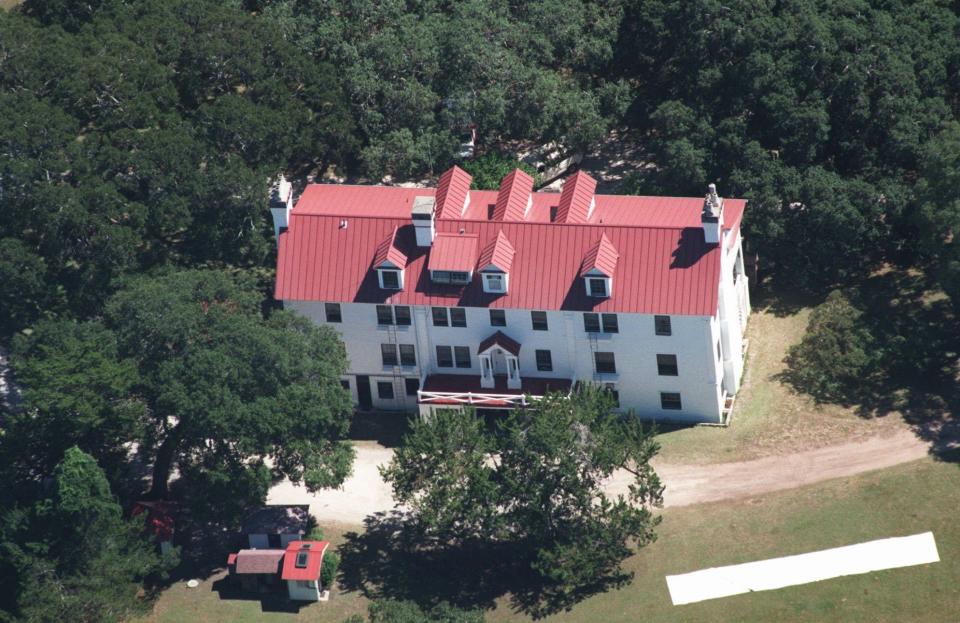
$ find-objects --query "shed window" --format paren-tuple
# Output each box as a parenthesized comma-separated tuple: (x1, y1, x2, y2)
(587, 277, 609, 297)
(324, 303, 342, 323)
(379, 269, 401, 290)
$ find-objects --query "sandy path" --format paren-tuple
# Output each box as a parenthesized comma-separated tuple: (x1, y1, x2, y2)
(268, 430, 933, 524)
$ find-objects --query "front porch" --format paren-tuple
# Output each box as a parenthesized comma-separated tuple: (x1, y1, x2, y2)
(417, 373, 572, 411)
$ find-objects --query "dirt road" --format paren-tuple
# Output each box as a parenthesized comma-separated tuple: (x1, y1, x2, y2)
(268, 430, 933, 524)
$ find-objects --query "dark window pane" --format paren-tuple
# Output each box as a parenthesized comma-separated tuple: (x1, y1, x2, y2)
(588, 278, 608, 297)
(377, 381, 394, 400)
(657, 354, 678, 376)
(489, 309, 506, 326)
(601, 313, 618, 333)
(535, 350, 553, 372)
(376, 305, 393, 325)
(594, 351, 616, 374)
(325, 303, 342, 323)
(450, 307, 467, 327)
(583, 313, 600, 333)
(436, 345, 453, 367)
(655, 315, 672, 336)
(531, 311, 548, 331)
(381, 343, 398, 366)
(661, 392, 682, 410)
(454, 346, 471, 368)
(394, 306, 411, 326)
(381, 270, 400, 289)
(399, 344, 416, 366)
(405, 378, 420, 396)
(340, 379, 350, 391)
(432, 307, 448, 327)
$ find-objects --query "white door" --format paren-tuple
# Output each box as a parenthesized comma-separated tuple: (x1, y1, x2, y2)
(491, 349, 507, 375)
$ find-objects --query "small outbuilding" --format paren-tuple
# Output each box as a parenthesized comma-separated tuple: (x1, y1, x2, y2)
(241, 504, 310, 549)
(281, 540, 330, 602)
(227, 549, 286, 593)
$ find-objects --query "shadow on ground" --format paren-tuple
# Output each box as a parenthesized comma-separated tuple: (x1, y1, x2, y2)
(349, 411, 412, 448)
(337, 511, 631, 619)
(777, 268, 960, 463)
(210, 577, 310, 614)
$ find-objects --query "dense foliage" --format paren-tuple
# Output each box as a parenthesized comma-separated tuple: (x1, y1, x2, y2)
(0, 447, 176, 622)
(381, 389, 663, 597)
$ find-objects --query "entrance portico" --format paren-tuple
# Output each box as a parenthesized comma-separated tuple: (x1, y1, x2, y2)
(477, 331, 521, 390)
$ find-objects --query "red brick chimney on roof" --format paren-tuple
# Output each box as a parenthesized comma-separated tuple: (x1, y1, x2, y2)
(556, 171, 597, 224)
(492, 169, 534, 221)
(435, 165, 473, 220)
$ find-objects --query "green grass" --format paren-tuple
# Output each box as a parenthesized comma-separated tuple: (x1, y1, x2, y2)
(139, 458, 960, 622)
(654, 291, 904, 464)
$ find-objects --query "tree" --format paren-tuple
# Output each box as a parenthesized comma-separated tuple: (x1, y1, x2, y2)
(104, 270, 354, 521)
(0, 238, 55, 336)
(2, 447, 174, 623)
(461, 153, 538, 191)
(381, 389, 662, 597)
(367, 599, 485, 623)
(785, 290, 877, 403)
(4, 320, 144, 488)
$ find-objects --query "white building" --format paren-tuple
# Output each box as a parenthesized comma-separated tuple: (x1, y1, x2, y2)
(273, 167, 750, 424)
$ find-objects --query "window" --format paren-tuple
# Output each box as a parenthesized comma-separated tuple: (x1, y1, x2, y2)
(376, 305, 394, 325)
(535, 349, 553, 372)
(601, 313, 619, 333)
(436, 345, 453, 368)
(489, 309, 506, 327)
(295, 551, 309, 568)
(531, 311, 548, 331)
(379, 269, 401, 290)
(399, 344, 416, 366)
(661, 392, 682, 410)
(594, 351, 616, 374)
(381, 343, 398, 366)
(454, 346, 471, 368)
(549, 206, 558, 222)
(432, 270, 471, 285)
(655, 315, 672, 336)
(657, 354, 678, 376)
(377, 381, 394, 400)
(432, 307, 448, 327)
(340, 379, 350, 391)
(482, 273, 505, 293)
(450, 307, 467, 327)
(716, 340, 722, 361)
(324, 303, 342, 323)
(587, 277, 608, 297)
(405, 378, 420, 396)
(583, 313, 600, 333)
(394, 305, 411, 326)
(296, 580, 316, 589)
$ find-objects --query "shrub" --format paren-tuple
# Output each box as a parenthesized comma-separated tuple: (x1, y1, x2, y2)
(461, 152, 537, 190)
(321, 550, 340, 589)
(784, 290, 877, 403)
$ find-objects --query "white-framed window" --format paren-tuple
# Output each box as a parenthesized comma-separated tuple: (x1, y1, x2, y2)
(482, 272, 507, 293)
(586, 276, 611, 298)
(431, 270, 471, 285)
(378, 268, 402, 290)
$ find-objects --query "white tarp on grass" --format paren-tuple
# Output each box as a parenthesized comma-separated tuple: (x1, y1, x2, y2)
(666, 532, 940, 606)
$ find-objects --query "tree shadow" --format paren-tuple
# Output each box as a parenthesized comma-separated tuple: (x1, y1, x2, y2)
(349, 411, 413, 448)
(337, 511, 631, 619)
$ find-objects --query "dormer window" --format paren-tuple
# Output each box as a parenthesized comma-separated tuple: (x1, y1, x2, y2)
(587, 276, 609, 298)
(482, 272, 506, 293)
(378, 269, 402, 290)
(431, 270, 471, 285)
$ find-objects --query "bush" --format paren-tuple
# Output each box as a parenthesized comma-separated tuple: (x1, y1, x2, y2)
(461, 152, 538, 190)
(321, 550, 340, 589)
(784, 290, 877, 403)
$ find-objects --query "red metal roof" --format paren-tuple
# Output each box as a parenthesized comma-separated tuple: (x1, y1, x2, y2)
(580, 233, 619, 277)
(493, 169, 534, 221)
(281, 540, 329, 582)
(477, 230, 515, 272)
(556, 171, 597, 224)
(478, 330, 521, 356)
(276, 172, 747, 317)
(427, 233, 478, 272)
(372, 227, 406, 268)
(435, 166, 472, 220)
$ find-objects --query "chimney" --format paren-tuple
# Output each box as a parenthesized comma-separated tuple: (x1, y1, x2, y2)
(269, 176, 294, 240)
(412, 196, 436, 247)
(702, 183, 724, 245)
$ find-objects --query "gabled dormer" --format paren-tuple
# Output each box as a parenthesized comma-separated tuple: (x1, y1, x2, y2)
(477, 231, 515, 294)
(427, 232, 478, 286)
(580, 233, 618, 297)
(373, 227, 407, 290)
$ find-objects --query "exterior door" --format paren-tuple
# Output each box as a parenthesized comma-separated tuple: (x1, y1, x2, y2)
(491, 350, 507, 376)
(356, 375, 372, 410)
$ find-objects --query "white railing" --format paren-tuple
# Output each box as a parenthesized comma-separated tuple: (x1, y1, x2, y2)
(417, 390, 541, 407)
(735, 275, 750, 330)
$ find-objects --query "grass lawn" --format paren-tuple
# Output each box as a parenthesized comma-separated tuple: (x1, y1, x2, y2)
(138, 457, 960, 623)
(654, 288, 905, 464)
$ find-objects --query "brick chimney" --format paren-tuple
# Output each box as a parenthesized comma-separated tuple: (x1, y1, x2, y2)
(702, 183, 724, 245)
(270, 176, 294, 240)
